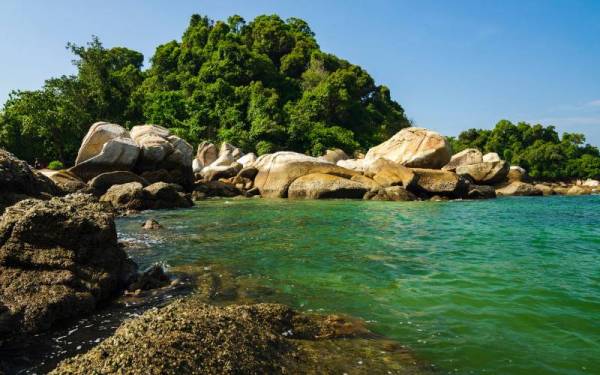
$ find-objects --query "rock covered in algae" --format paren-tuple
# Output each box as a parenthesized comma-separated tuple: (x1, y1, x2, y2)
(51, 296, 432, 375)
(0, 194, 136, 338)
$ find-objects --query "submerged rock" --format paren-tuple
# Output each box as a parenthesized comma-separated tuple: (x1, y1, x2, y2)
(142, 218, 163, 230)
(364, 186, 417, 201)
(287, 173, 368, 199)
(365, 127, 451, 169)
(0, 194, 136, 338)
(51, 296, 431, 375)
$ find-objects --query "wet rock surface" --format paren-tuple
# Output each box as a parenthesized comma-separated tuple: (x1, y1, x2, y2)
(50, 294, 432, 375)
(0, 194, 135, 341)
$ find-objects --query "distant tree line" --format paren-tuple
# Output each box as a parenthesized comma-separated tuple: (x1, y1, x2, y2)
(448, 120, 600, 180)
(0, 14, 409, 164)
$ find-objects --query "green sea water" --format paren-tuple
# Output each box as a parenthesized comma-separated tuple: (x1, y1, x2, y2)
(118, 196, 600, 375)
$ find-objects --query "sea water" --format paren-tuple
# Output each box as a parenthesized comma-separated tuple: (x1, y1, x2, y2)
(118, 196, 600, 375)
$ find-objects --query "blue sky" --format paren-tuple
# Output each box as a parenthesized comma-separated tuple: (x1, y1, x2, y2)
(1, 0, 599, 145)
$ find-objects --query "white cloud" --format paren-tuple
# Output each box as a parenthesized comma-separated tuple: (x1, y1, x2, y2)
(586, 99, 600, 107)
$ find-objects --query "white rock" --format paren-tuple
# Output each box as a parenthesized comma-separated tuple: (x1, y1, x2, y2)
(237, 152, 257, 167)
(483, 152, 501, 163)
(365, 127, 451, 169)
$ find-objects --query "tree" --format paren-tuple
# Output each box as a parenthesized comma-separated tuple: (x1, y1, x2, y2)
(448, 120, 600, 180)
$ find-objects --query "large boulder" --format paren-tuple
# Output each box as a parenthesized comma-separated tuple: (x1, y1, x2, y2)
(483, 152, 501, 163)
(336, 158, 367, 172)
(409, 168, 469, 198)
(534, 183, 555, 196)
(100, 182, 192, 211)
(566, 185, 592, 196)
(287, 173, 368, 199)
(201, 162, 243, 182)
(100, 182, 146, 211)
(0, 149, 61, 213)
(130, 125, 172, 168)
(582, 179, 600, 187)
(455, 161, 509, 184)
(195, 142, 218, 169)
(74, 122, 130, 165)
(143, 182, 193, 209)
(130, 125, 193, 189)
(70, 137, 140, 181)
(467, 184, 496, 199)
(364, 158, 416, 188)
(254, 152, 359, 198)
(364, 186, 416, 201)
(0, 194, 136, 338)
(219, 143, 243, 160)
(46, 170, 88, 194)
(442, 148, 483, 171)
(236, 152, 257, 168)
(507, 166, 528, 182)
(89, 171, 149, 195)
(320, 148, 349, 164)
(365, 127, 451, 169)
(70, 123, 140, 181)
(495, 182, 543, 196)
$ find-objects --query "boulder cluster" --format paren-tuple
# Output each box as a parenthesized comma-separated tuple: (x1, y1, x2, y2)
(192, 127, 535, 201)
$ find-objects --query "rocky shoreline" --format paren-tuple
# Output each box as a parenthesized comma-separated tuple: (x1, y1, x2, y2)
(1, 122, 598, 374)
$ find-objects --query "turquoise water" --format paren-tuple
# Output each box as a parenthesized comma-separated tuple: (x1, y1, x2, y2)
(118, 196, 600, 375)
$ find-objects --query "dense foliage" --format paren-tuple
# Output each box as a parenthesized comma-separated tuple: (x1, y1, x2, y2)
(0, 14, 409, 164)
(448, 120, 600, 180)
(0, 37, 143, 163)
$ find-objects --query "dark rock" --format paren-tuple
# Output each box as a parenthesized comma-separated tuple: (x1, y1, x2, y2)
(0, 194, 136, 338)
(143, 182, 193, 209)
(467, 184, 497, 199)
(194, 181, 241, 197)
(127, 264, 170, 291)
(409, 168, 469, 198)
(0, 148, 61, 213)
(47, 170, 88, 194)
(237, 166, 259, 180)
(364, 186, 416, 201)
(100, 182, 146, 211)
(89, 171, 149, 195)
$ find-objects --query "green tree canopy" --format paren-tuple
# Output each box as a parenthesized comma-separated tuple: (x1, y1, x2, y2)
(138, 14, 410, 155)
(448, 120, 600, 180)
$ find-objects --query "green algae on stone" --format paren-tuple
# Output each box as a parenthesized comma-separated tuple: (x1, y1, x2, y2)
(51, 295, 431, 375)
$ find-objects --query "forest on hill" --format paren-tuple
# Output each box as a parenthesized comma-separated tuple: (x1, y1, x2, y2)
(0, 14, 599, 180)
